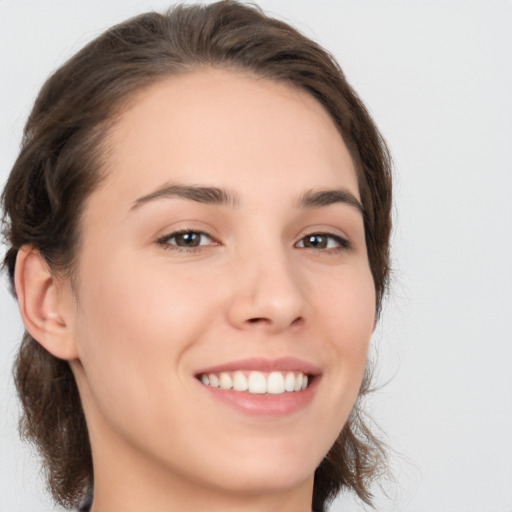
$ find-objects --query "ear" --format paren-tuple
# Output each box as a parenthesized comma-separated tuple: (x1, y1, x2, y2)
(15, 245, 78, 360)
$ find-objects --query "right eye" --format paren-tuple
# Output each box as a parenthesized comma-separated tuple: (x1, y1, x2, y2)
(157, 230, 216, 251)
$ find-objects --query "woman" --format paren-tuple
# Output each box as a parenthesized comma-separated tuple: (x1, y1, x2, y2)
(1, 1, 392, 511)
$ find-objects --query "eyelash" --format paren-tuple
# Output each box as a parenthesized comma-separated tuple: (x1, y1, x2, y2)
(157, 230, 350, 253)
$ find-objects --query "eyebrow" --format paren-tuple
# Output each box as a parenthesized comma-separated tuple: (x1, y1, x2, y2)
(131, 183, 239, 210)
(297, 188, 364, 214)
(130, 183, 363, 214)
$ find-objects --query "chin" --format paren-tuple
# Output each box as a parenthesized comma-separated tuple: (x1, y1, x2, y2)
(191, 438, 324, 495)
(209, 464, 314, 496)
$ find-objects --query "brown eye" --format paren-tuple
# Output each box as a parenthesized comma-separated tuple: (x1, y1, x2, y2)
(302, 235, 328, 249)
(174, 232, 202, 247)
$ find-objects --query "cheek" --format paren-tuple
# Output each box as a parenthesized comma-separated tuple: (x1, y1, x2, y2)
(72, 254, 215, 406)
(78, 251, 211, 339)
(314, 265, 375, 404)
(318, 264, 375, 348)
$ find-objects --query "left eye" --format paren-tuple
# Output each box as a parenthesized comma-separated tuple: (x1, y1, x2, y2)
(159, 231, 214, 248)
(295, 233, 348, 250)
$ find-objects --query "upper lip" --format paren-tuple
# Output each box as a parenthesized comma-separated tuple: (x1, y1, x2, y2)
(195, 357, 322, 376)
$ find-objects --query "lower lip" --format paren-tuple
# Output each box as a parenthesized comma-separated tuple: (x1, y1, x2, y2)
(198, 377, 319, 417)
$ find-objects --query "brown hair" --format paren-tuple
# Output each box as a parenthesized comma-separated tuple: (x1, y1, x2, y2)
(1, 1, 392, 510)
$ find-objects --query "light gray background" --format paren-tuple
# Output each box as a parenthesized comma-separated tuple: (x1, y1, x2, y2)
(1, 1, 511, 511)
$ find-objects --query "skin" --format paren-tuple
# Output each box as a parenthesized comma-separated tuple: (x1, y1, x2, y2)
(17, 68, 376, 512)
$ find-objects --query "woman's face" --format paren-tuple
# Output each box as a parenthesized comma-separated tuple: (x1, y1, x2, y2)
(67, 69, 375, 500)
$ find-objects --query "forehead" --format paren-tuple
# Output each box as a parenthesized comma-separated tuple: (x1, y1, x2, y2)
(96, 68, 359, 207)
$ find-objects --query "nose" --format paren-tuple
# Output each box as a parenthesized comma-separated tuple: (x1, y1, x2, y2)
(226, 251, 306, 333)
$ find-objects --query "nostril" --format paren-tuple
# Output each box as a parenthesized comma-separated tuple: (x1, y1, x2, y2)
(291, 316, 304, 327)
(245, 316, 303, 328)
(247, 317, 268, 324)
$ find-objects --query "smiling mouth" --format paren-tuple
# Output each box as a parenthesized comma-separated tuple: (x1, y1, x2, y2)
(197, 370, 310, 395)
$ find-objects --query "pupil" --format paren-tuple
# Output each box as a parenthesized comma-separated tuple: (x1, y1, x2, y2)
(306, 235, 326, 248)
(177, 232, 200, 247)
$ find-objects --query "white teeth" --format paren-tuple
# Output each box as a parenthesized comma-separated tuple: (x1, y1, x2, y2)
(294, 373, 303, 391)
(267, 371, 285, 394)
(248, 371, 267, 394)
(233, 371, 248, 391)
(284, 372, 296, 392)
(219, 372, 232, 390)
(200, 370, 310, 394)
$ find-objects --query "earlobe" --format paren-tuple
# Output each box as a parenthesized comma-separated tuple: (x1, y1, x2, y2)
(15, 246, 78, 361)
